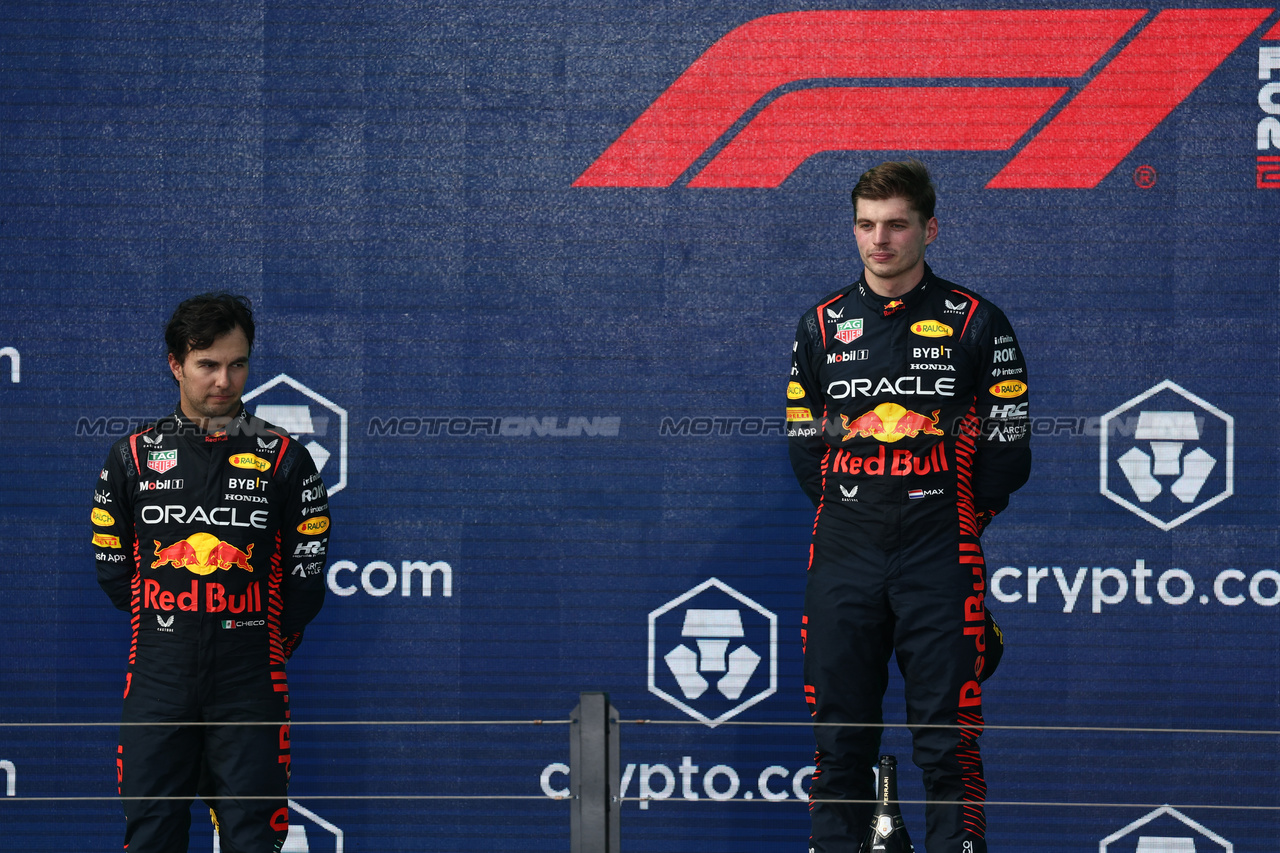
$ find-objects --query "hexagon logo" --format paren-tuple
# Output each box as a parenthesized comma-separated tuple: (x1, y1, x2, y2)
(648, 577, 777, 728)
(1100, 380, 1233, 531)
(1099, 805, 1231, 852)
(243, 374, 349, 495)
(213, 799, 344, 852)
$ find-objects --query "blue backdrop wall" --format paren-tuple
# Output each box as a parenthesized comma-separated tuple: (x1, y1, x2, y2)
(3, 1, 1280, 850)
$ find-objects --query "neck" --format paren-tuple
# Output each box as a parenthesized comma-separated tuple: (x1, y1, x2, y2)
(863, 266, 925, 299)
(178, 401, 238, 433)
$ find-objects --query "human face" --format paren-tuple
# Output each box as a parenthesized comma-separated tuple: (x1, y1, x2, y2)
(853, 196, 938, 297)
(168, 327, 250, 425)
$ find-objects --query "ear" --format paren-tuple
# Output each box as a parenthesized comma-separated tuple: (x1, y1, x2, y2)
(924, 216, 938, 246)
(167, 352, 184, 383)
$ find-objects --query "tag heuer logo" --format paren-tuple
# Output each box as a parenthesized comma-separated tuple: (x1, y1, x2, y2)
(147, 450, 177, 474)
(835, 319, 863, 344)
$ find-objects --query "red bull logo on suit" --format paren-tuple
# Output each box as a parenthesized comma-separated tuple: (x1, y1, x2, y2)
(841, 403, 944, 443)
(142, 579, 262, 614)
(151, 533, 254, 576)
(829, 443, 950, 477)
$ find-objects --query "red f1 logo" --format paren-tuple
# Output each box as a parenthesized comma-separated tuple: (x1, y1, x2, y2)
(575, 9, 1273, 189)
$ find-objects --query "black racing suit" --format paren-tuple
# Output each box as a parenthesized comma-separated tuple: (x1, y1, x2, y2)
(787, 265, 1030, 853)
(94, 405, 330, 853)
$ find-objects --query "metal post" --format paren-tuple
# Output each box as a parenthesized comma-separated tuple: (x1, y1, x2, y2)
(569, 691, 620, 853)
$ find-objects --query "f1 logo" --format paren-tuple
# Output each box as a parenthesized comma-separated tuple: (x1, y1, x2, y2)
(576, 9, 1273, 189)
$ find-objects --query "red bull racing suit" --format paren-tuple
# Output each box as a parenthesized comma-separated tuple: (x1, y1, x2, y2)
(788, 266, 1030, 853)
(93, 406, 329, 853)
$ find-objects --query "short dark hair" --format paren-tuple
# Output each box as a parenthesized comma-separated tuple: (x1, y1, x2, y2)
(851, 159, 936, 223)
(165, 292, 255, 364)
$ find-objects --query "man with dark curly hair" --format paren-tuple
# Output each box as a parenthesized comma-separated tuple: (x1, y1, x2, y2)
(93, 293, 330, 852)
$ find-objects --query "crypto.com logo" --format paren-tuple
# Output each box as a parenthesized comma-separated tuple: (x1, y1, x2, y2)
(243, 374, 349, 495)
(1100, 380, 1233, 531)
(1099, 805, 1231, 852)
(648, 578, 777, 727)
(212, 800, 344, 852)
(575, 9, 1274, 188)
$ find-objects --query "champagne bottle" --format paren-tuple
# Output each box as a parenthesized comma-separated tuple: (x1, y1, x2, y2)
(858, 755, 914, 853)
